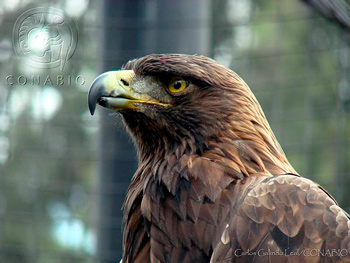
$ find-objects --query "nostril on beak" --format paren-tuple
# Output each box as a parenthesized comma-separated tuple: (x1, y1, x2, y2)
(120, 78, 129, 87)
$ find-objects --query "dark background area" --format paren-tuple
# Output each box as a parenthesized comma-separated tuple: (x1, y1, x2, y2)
(0, 0, 349, 262)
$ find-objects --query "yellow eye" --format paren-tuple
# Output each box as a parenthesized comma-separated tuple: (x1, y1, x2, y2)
(168, 77, 189, 93)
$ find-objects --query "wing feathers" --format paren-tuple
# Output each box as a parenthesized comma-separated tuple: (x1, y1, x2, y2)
(217, 174, 350, 263)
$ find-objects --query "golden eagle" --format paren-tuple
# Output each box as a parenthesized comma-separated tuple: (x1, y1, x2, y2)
(88, 54, 350, 263)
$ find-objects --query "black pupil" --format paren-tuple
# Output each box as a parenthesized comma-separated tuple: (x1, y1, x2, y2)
(173, 80, 182, 90)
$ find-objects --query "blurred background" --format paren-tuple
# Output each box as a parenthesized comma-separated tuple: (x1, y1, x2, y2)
(0, 0, 350, 262)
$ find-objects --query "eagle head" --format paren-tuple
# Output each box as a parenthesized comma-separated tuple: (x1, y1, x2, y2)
(88, 54, 289, 170)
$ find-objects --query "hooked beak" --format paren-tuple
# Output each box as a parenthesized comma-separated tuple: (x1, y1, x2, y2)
(87, 70, 169, 115)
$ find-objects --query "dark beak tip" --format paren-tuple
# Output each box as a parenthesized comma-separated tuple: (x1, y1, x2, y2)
(88, 76, 105, 116)
(87, 89, 97, 115)
(88, 103, 96, 115)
